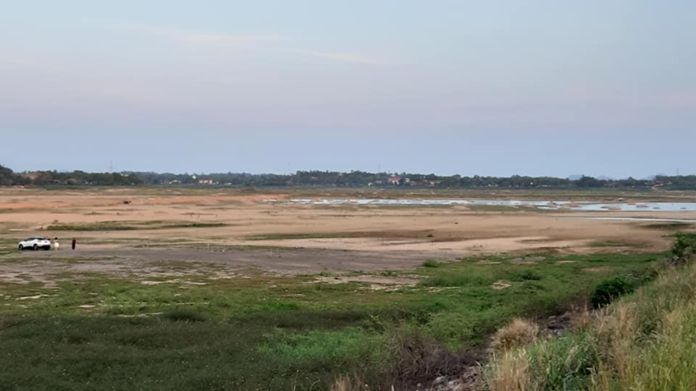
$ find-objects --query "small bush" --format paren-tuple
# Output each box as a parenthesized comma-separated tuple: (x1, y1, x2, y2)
(422, 260, 441, 268)
(591, 277, 633, 309)
(672, 232, 696, 259)
(510, 270, 543, 281)
(491, 318, 539, 353)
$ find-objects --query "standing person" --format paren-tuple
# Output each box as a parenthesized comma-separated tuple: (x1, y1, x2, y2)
(53, 237, 60, 251)
(72, 238, 76, 250)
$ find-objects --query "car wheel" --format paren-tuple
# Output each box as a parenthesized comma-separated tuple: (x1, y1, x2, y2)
(18, 245, 23, 251)
(33, 244, 38, 251)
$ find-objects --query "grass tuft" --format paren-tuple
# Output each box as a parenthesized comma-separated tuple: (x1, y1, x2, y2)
(491, 318, 539, 353)
(487, 348, 530, 391)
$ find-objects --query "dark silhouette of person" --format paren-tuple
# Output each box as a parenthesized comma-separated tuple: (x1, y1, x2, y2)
(72, 238, 76, 250)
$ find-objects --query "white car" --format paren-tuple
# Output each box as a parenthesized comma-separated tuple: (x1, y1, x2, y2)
(18, 237, 52, 251)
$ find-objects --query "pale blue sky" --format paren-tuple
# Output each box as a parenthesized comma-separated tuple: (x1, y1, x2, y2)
(1, 1, 694, 177)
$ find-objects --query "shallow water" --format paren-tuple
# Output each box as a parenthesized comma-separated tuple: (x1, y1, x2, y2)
(570, 202, 696, 212)
(281, 198, 696, 212)
(585, 217, 696, 223)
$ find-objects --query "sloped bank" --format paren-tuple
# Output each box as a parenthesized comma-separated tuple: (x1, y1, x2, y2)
(485, 233, 696, 390)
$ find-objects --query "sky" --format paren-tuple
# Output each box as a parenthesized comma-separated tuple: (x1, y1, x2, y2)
(1, 0, 695, 177)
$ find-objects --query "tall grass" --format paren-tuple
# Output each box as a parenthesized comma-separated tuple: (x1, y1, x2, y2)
(592, 264, 696, 390)
(485, 233, 696, 390)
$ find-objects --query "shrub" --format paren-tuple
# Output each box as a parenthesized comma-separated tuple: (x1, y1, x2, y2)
(591, 277, 633, 309)
(672, 232, 696, 259)
(422, 260, 441, 268)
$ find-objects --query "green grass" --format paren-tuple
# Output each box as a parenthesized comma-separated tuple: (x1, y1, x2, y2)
(0, 251, 662, 389)
(0, 315, 294, 390)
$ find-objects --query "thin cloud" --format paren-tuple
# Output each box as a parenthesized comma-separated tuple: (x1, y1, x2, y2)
(289, 49, 383, 65)
(129, 25, 285, 46)
(128, 25, 382, 65)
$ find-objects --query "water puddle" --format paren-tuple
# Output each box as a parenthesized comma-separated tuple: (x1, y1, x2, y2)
(278, 199, 696, 212)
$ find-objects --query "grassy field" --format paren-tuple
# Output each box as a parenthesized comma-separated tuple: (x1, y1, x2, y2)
(0, 250, 661, 390)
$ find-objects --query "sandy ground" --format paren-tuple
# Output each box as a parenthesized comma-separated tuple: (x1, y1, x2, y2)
(1, 188, 695, 282)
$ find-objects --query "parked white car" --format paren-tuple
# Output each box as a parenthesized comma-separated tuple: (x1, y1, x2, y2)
(18, 237, 52, 251)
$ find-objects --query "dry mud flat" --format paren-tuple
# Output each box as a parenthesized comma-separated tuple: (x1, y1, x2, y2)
(8, 246, 447, 278)
(0, 188, 694, 279)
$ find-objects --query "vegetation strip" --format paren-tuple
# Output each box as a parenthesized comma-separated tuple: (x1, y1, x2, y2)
(485, 233, 696, 390)
(0, 250, 660, 389)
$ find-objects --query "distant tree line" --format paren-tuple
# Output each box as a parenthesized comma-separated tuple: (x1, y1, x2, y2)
(0, 165, 142, 186)
(1, 165, 695, 190)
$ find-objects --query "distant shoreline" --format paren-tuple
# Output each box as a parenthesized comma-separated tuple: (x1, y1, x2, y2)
(3, 165, 696, 190)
